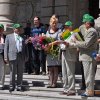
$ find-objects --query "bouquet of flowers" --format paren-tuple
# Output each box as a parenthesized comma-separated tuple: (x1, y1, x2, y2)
(31, 36, 60, 58)
(31, 36, 45, 50)
(46, 40, 60, 59)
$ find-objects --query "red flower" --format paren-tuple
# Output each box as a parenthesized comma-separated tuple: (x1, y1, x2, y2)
(31, 36, 49, 50)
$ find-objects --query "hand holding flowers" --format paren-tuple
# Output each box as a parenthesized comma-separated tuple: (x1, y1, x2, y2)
(26, 36, 60, 58)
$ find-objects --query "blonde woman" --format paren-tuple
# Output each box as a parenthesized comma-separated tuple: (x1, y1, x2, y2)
(45, 16, 62, 88)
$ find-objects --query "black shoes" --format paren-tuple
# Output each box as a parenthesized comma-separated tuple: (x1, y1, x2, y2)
(9, 86, 22, 92)
(9, 87, 15, 92)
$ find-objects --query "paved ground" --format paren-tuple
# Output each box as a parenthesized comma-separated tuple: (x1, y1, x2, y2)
(0, 64, 99, 100)
(0, 93, 100, 100)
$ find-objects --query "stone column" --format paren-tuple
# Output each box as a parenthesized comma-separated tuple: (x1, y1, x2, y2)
(0, 0, 17, 74)
(0, 0, 17, 33)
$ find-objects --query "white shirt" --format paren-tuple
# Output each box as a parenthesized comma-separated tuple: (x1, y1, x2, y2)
(14, 32, 23, 52)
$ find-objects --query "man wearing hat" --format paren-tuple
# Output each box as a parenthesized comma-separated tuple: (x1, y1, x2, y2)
(60, 21, 77, 96)
(78, 13, 90, 90)
(64, 16, 97, 97)
(4, 23, 28, 92)
(0, 24, 6, 90)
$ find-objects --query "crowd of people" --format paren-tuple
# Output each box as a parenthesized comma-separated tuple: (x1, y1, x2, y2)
(0, 13, 100, 97)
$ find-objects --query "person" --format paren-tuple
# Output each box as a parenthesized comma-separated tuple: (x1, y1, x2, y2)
(24, 22, 33, 74)
(51, 14, 64, 31)
(96, 28, 100, 61)
(45, 15, 61, 88)
(60, 21, 77, 96)
(64, 16, 97, 97)
(51, 14, 64, 80)
(4, 23, 28, 92)
(24, 22, 31, 38)
(0, 24, 6, 90)
(30, 16, 46, 75)
(78, 13, 90, 90)
(95, 36, 100, 61)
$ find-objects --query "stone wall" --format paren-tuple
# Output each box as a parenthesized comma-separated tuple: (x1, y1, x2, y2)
(13, 0, 89, 28)
(37, 0, 89, 28)
(0, 0, 89, 32)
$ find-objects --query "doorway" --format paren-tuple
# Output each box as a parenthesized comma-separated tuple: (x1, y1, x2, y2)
(89, 0, 100, 18)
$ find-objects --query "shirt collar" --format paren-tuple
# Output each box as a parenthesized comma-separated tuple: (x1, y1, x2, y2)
(14, 32, 18, 36)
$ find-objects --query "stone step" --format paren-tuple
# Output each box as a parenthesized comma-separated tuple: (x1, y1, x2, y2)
(4, 74, 100, 90)
(4, 79, 80, 91)
(5, 74, 83, 80)
(4, 74, 82, 87)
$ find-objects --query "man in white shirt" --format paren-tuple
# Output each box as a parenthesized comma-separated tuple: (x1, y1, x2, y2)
(4, 24, 28, 92)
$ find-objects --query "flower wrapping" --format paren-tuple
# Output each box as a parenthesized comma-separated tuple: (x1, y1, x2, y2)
(61, 28, 84, 42)
(60, 28, 84, 50)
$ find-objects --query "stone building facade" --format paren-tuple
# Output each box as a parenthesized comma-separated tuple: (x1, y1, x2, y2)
(0, 0, 100, 75)
(0, 0, 99, 33)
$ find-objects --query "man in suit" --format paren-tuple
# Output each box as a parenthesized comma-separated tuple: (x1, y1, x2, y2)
(60, 21, 77, 96)
(0, 24, 6, 90)
(64, 16, 97, 97)
(78, 14, 90, 90)
(4, 24, 28, 92)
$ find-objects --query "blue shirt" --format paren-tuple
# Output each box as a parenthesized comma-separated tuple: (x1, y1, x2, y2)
(31, 25, 46, 37)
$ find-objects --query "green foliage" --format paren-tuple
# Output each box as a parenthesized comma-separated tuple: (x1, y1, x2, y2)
(45, 37, 60, 59)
